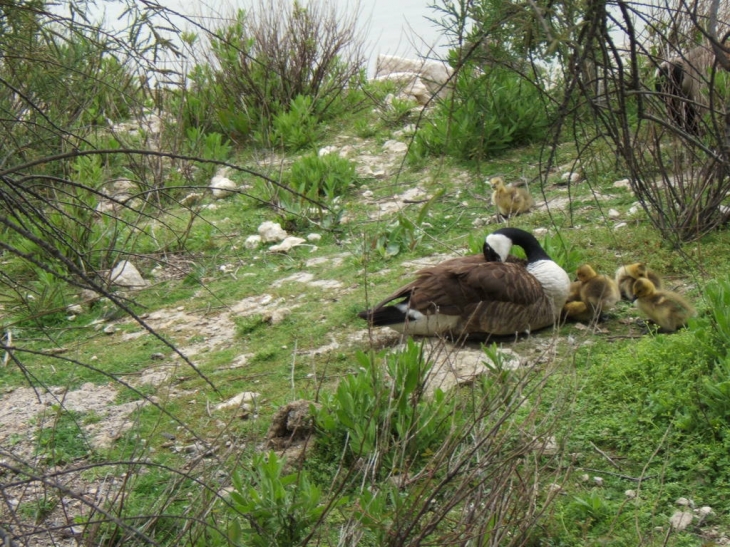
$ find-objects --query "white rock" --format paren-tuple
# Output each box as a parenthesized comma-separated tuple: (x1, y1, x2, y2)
(593, 476, 604, 486)
(66, 304, 84, 314)
(109, 260, 148, 288)
(306, 233, 322, 242)
(613, 178, 631, 189)
(338, 145, 355, 158)
(263, 307, 291, 325)
(258, 221, 288, 243)
(269, 236, 306, 253)
(533, 227, 549, 237)
(382, 140, 408, 154)
(676, 497, 694, 508)
(613, 222, 628, 231)
(561, 171, 583, 183)
(696, 506, 713, 518)
(181, 192, 204, 207)
(374, 55, 453, 99)
(210, 169, 237, 199)
(244, 235, 261, 249)
(579, 474, 590, 482)
(669, 511, 693, 531)
(625, 489, 637, 499)
(362, 190, 374, 198)
(318, 145, 338, 156)
(215, 392, 260, 411)
(608, 209, 621, 219)
(356, 165, 374, 177)
(628, 204, 642, 215)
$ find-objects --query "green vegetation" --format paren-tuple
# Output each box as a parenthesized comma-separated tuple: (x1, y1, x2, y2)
(1, 0, 730, 545)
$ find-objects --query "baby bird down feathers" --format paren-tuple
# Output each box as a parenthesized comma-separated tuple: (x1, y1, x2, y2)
(489, 177, 535, 217)
(563, 264, 620, 323)
(632, 278, 696, 332)
(615, 262, 663, 301)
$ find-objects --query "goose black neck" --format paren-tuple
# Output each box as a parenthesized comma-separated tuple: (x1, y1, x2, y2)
(492, 228, 552, 262)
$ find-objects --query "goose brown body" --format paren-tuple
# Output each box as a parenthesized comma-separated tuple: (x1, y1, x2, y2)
(633, 278, 695, 332)
(358, 228, 570, 337)
(489, 177, 534, 217)
(615, 263, 662, 300)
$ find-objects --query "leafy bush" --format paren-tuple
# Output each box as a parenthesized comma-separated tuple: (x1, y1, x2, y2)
(269, 95, 319, 150)
(257, 152, 357, 228)
(228, 452, 340, 547)
(314, 340, 460, 477)
(408, 65, 551, 162)
(192, 0, 366, 144)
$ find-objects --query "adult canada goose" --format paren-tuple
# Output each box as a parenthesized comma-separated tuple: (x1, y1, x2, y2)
(358, 228, 570, 337)
(632, 278, 696, 332)
(489, 177, 535, 217)
(615, 262, 663, 301)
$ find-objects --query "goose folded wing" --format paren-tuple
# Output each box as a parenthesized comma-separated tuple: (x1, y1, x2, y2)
(406, 262, 544, 315)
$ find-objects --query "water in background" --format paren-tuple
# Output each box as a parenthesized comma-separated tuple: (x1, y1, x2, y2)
(96, 0, 450, 77)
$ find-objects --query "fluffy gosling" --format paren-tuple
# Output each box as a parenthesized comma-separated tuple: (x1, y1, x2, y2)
(615, 262, 663, 301)
(577, 264, 620, 314)
(489, 177, 534, 217)
(632, 278, 696, 332)
(563, 265, 620, 323)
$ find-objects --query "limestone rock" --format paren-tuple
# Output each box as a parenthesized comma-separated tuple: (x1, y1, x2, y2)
(258, 221, 288, 243)
(244, 235, 262, 249)
(181, 192, 204, 207)
(263, 307, 291, 325)
(383, 140, 408, 154)
(210, 169, 237, 199)
(669, 511, 693, 531)
(215, 392, 260, 411)
(269, 236, 306, 253)
(109, 260, 148, 288)
(374, 55, 453, 104)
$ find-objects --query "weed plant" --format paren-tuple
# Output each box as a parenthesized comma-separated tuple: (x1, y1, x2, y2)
(409, 65, 551, 163)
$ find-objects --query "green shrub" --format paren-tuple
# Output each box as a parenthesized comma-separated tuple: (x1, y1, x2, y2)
(190, 1, 365, 144)
(228, 452, 341, 547)
(269, 95, 319, 150)
(314, 340, 459, 477)
(256, 152, 357, 228)
(408, 65, 551, 162)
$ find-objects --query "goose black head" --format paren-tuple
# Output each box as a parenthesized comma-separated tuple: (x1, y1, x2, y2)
(483, 228, 551, 263)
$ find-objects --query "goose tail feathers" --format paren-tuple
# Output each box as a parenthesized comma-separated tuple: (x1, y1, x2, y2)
(358, 305, 409, 327)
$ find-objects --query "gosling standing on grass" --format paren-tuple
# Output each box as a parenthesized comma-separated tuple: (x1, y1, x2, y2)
(489, 177, 534, 218)
(615, 262, 663, 301)
(563, 264, 620, 323)
(632, 278, 695, 332)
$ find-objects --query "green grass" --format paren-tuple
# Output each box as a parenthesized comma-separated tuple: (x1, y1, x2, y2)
(3, 84, 730, 546)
